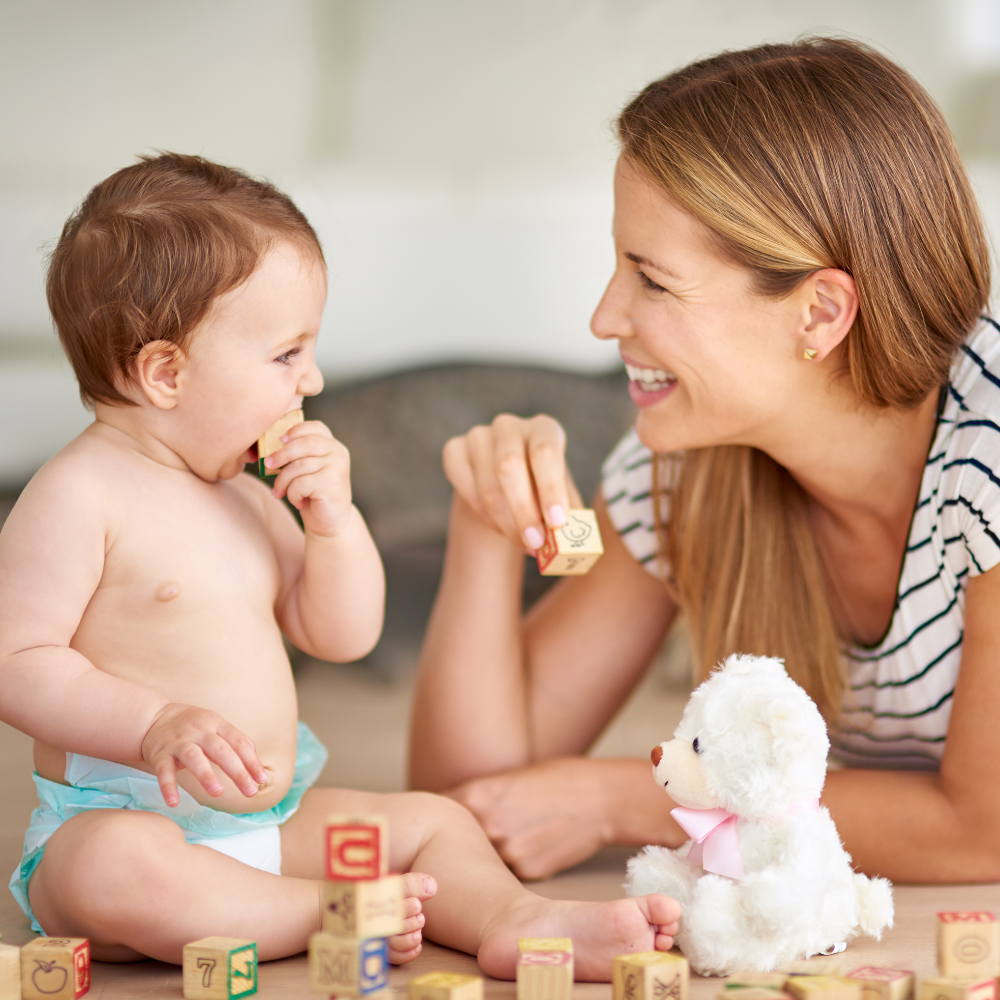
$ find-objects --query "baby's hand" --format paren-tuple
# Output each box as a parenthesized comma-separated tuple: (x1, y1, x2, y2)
(141, 703, 268, 808)
(387, 872, 437, 965)
(263, 420, 354, 538)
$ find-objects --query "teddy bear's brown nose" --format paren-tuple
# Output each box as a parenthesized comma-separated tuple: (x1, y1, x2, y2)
(651, 745, 663, 766)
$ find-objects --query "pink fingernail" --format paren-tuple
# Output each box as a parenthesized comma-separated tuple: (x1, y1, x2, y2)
(423, 876, 436, 895)
(264, 456, 274, 468)
(281, 434, 289, 442)
(548, 505, 567, 527)
(523, 526, 545, 550)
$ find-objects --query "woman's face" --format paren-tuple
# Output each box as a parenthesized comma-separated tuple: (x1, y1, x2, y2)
(591, 160, 814, 455)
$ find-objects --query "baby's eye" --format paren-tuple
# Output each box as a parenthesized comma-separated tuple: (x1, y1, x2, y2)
(637, 270, 668, 294)
(693, 737, 702, 753)
(274, 347, 302, 365)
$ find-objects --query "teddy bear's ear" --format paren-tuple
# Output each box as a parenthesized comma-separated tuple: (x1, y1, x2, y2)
(763, 696, 809, 746)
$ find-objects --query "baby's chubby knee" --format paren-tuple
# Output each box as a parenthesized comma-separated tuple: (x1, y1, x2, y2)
(38, 810, 186, 923)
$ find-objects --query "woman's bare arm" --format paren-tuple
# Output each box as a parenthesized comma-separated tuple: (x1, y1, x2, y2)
(823, 560, 1000, 882)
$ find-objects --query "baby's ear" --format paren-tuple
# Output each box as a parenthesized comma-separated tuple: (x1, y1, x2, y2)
(134, 340, 186, 409)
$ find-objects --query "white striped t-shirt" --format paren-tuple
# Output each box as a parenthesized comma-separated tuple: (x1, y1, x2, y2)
(602, 317, 1000, 770)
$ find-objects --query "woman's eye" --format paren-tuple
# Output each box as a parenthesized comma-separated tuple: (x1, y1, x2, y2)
(637, 270, 668, 293)
(693, 737, 701, 753)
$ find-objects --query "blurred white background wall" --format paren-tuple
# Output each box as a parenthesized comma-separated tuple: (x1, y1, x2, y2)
(2, 0, 1000, 484)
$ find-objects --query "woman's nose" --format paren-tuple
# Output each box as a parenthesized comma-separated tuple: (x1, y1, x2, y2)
(590, 268, 634, 343)
(651, 745, 663, 766)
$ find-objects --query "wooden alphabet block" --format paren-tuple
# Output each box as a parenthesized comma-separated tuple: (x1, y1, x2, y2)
(782, 963, 844, 978)
(324, 814, 389, 881)
(785, 978, 860, 1000)
(182, 938, 257, 1000)
(517, 950, 574, 1000)
(612, 951, 689, 1000)
(937, 913, 1000, 978)
(308, 933, 388, 996)
(517, 938, 573, 954)
(920, 979, 997, 1000)
(846, 968, 914, 1000)
(0, 943, 20, 1000)
(721, 990, 792, 1000)
(21, 938, 89, 1000)
(322, 874, 404, 938)
(725, 973, 791, 991)
(409, 972, 484, 1000)
(536, 509, 604, 576)
(257, 409, 304, 461)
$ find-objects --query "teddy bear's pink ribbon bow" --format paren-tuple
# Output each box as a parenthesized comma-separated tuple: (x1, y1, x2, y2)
(670, 807, 744, 880)
(671, 800, 820, 881)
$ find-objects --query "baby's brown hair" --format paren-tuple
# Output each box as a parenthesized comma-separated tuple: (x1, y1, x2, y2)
(47, 152, 324, 407)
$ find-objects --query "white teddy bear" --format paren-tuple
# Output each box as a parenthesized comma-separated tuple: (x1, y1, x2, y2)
(625, 653, 894, 976)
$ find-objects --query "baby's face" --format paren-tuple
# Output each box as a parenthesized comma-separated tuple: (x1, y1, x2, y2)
(175, 240, 327, 481)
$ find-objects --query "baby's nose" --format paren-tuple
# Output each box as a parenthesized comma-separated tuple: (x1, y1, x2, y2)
(651, 745, 663, 766)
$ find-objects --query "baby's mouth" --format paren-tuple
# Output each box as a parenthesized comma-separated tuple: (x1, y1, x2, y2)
(625, 362, 677, 392)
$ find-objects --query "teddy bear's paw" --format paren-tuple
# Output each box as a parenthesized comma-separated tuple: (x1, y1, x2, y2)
(815, 942, 847, 956)
(624, 845, 697, 905)
(853, 873, 894, 939)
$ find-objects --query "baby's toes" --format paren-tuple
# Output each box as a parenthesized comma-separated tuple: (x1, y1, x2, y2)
(387, 930, 423, 965)
(654, 931, 675, 952)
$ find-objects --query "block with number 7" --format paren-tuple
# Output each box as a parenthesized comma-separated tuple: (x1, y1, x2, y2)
(182, 937, 257, 1000)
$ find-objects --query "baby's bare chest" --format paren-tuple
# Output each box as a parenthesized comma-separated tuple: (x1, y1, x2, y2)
(95, 477, 280, 618)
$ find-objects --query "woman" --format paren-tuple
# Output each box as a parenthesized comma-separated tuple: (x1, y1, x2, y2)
(409, 37, 1000, 883)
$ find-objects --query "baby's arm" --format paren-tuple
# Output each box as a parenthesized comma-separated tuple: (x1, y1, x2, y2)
(262, 420, 385, 661)
(0, 461, 266, 806)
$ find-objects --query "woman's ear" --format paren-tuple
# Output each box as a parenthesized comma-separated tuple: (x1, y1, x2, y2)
(133, 340, 186, 410)
(796, 268, 858, 362)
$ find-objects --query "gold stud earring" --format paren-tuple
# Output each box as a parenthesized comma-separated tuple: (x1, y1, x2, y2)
(803, 348, 818, 360)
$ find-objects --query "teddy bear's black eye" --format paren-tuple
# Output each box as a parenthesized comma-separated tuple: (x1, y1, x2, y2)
(693, 737, 701, 753)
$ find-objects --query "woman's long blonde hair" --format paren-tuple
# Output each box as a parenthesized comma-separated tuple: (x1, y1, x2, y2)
(617, 38, 991, 719)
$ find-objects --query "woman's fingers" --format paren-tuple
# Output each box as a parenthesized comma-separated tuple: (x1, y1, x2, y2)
(492, 414, 548, 549)
(465, 424, 522, 544)
(525, 416, 573, 530)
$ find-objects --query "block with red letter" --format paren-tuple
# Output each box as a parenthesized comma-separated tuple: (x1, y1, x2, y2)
(21, 937, 89, 1000)
(325, 814, 389, 881)
(0, 942, 20, 1000)
(613, 952, 688, 1000)
(920, 980, 997, 1000)
(937, 913, 1000, 978)
(322, 875, 404, 938)
(536, 509, 603, 576)
(846, 968, 914, 1000)
(517, 950, 574, 1000)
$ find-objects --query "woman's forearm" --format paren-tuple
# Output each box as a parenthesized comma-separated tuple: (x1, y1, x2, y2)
(409, 496, 532, 791)
(824, 767, 1000, 882)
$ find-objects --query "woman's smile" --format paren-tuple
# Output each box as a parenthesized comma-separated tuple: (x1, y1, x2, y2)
(623, 358, 678, 407)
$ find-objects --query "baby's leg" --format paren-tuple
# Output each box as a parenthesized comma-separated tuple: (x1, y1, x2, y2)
(281, 789, 681, 981)
(29, 809, 320, 964)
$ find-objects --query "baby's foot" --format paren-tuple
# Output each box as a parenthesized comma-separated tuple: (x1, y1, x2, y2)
(477, 893, 681, 982)
(388, 873, 438, 965)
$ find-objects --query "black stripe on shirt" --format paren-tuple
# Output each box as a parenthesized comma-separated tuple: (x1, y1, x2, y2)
(850, 633, 963, 691)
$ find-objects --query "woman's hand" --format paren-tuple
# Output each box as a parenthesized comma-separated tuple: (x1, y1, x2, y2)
(264, 420, 354, 538)
(141, 703, 268, 807)
(442, 414, 584, 554)
(447, 757, 619, 880)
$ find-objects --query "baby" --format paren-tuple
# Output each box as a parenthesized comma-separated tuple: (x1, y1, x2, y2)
(0, 153, 679, 978)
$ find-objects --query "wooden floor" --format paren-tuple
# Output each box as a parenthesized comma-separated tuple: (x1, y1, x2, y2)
(2, 656, 998, 997)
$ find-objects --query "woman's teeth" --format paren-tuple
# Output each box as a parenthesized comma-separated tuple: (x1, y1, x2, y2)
(625, 363, 676, 391)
